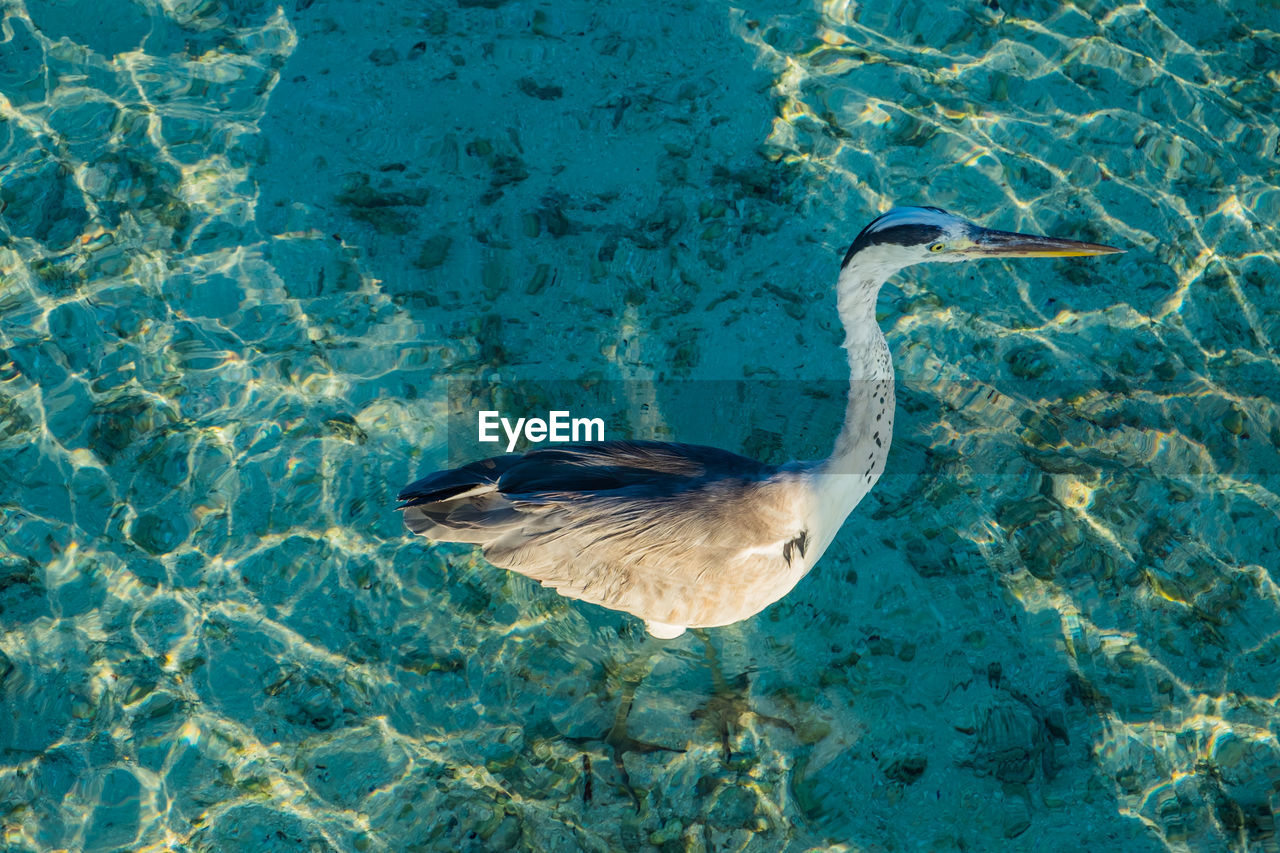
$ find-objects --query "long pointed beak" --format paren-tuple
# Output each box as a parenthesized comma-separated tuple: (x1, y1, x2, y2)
(970, 227, 1123, 258)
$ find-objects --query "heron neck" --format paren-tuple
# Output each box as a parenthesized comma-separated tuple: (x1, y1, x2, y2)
(817, 260, 897, 500)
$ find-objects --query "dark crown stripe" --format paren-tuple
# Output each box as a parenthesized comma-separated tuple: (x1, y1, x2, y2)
(841, 209, 949, 268)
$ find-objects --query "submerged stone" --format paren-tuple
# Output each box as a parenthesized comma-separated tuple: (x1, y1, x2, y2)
(0, 161, 88, 249)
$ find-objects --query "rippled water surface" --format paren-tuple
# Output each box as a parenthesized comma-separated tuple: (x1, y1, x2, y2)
(2, 0, 1280, 850)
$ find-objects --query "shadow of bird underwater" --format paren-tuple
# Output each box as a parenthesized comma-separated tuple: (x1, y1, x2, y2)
(399, 207, 1121, 639)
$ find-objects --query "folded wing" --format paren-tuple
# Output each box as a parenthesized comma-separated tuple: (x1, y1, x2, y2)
(398, 441, 811, 628)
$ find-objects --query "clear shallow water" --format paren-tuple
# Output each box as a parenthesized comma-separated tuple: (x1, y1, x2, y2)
(1, 0, 1279, 850)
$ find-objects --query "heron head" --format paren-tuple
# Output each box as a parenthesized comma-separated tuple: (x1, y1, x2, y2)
(841, 206, 1122, 271)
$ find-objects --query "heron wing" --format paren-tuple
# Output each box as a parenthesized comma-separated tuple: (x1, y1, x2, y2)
(398, 440, 769, 504)
(398, 441, 811, 627)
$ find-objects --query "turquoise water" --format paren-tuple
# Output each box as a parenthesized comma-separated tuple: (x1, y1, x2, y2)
(2, 0, 1279, 849)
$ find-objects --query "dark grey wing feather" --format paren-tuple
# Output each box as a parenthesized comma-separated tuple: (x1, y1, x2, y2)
(398, 441, 768, 538)
(493, 440, 776, 494)
(398, 455, 524, 507)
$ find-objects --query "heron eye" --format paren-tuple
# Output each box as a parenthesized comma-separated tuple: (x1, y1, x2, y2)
(929, 243, 946, 253)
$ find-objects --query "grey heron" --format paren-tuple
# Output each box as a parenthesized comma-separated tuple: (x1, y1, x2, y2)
(399, 207, 1121, 639)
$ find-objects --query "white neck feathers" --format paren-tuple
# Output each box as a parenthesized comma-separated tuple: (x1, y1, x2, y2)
(805, 255, 900, 559)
